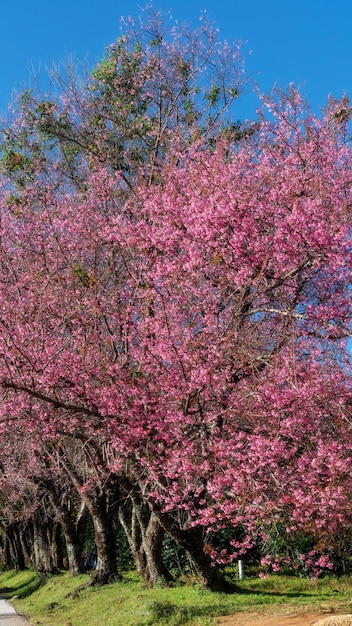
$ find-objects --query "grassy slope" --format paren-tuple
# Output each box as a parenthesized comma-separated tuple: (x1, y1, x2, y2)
(1, 569, 352, 626)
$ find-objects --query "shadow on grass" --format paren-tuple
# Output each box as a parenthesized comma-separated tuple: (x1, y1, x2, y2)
(0, 571, 44, 599)
(146, 600, 227, 626)
(235, 586, 322, 599)
(226, 572, 337, 601)
(145, 589, 328, 626)
(146, 590, 319, 626)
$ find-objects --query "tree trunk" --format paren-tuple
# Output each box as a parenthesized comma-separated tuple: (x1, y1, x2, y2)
(19, 526, 33, 569)
(1, 532, 13, 570)
(89, 492, 119, 584)
(118, 502, 146, 577)
(143, 510, 171, 585)
(0, 523, 26, 571)
(64, 537, 82, 577)
(32, 515, 57, 574)
(119, 500, 171, 586)
(50, 521, 62, 572)
(53, 503, 85, 576)
(59, 455, 120, 585)
(44, 481, 87, 576)
(119, 473, 230, 591)
(151, 508, 235, 592)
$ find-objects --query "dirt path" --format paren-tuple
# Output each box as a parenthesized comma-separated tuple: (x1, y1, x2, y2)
(217, 608, 344, 625)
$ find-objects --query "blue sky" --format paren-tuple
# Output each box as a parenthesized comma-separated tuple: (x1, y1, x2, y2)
(1, 0, 352, 121)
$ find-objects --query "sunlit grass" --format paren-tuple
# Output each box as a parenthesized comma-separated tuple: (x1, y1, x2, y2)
(2, 569, 352, 626)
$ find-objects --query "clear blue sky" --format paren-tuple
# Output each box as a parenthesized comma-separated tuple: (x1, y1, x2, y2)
(0, 0, 352, 120)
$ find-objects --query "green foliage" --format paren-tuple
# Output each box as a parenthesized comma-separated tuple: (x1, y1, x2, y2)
(205, 85, 221, 107)
(226, 87, 239, 98)
(161, 534, 190, 577)
(91, 56, 117, 84)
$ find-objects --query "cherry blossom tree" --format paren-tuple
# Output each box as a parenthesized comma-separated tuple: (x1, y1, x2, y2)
(121, 90, 352, 570)
(0, 9, 351, 590)
(0, 7, 250, 590)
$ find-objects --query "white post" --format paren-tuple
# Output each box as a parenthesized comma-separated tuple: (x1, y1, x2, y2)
(238, 559, 244, 580)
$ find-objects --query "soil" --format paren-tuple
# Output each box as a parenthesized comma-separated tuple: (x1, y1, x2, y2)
(217, 607, 344, 626)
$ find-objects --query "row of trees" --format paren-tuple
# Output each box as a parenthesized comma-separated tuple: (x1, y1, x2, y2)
(0, 9, 351, 590)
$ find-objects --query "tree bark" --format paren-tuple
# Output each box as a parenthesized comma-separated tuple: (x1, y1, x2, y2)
(50, 521, 62, 571)
(151, 508, 235, 592)
(88, 491, 119, 584)
(59, 456, 120, 584)
(143, 510, 171, 585)
(48, 492, 86, 576)
(119, 499, 171, 586)
(19, 526, 33, 568)
(32, 513, 58, 574)
(0, 523, 26, 571)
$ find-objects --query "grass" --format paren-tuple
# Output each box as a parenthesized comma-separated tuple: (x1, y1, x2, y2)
(0, 569, 352, 625)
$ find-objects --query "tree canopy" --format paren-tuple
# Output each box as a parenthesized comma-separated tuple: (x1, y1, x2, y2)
(0, 9, 350, 589)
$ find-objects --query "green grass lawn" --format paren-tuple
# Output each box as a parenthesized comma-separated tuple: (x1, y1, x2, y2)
(1, 569, 352, 626)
